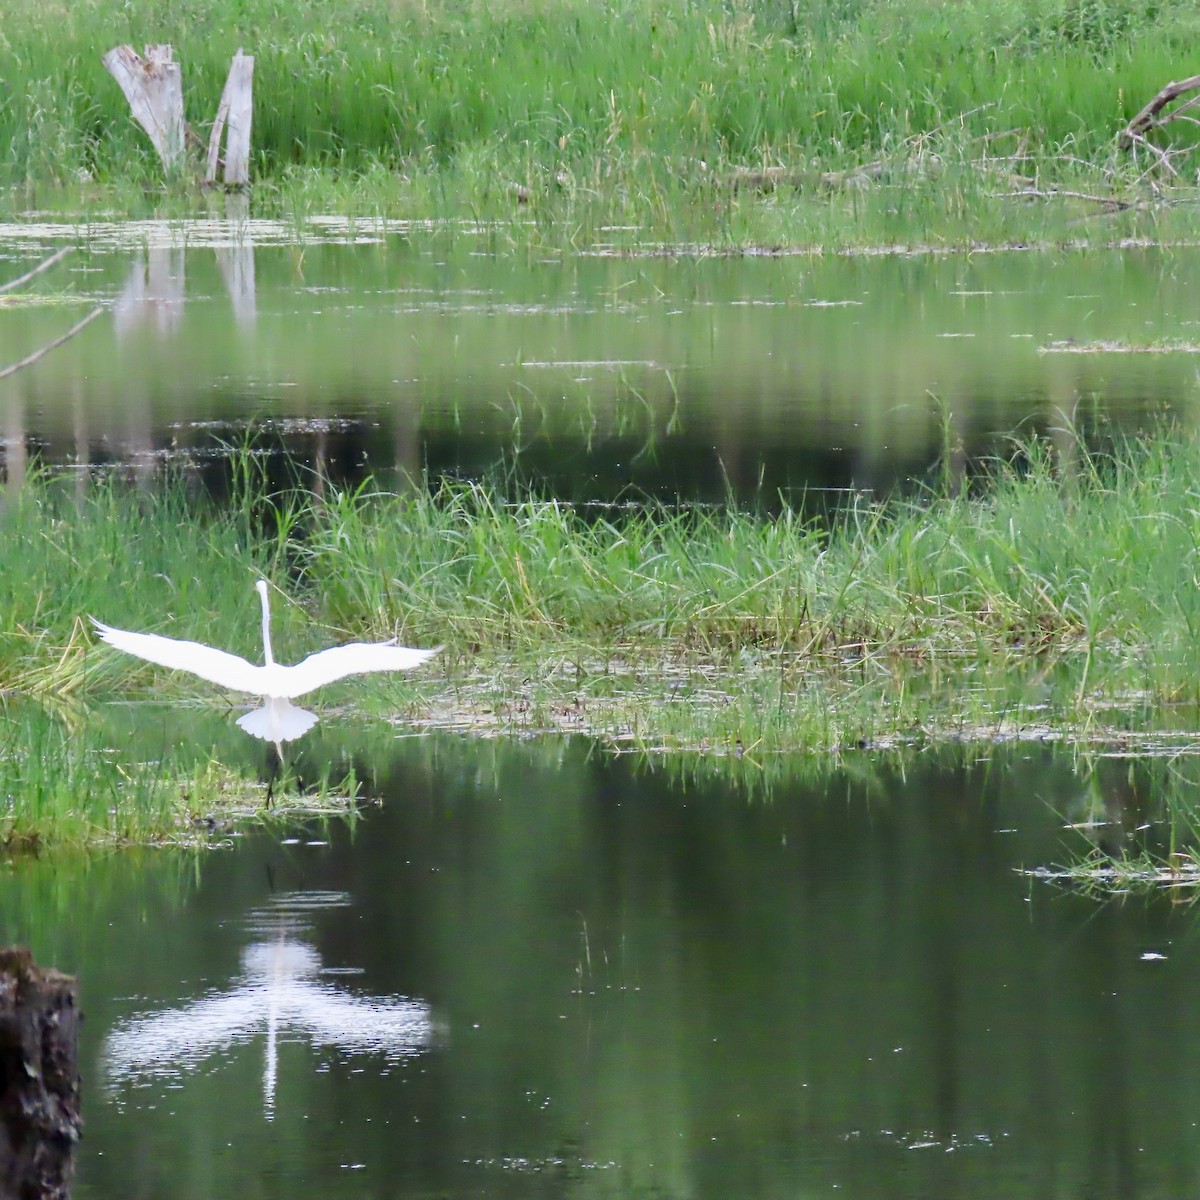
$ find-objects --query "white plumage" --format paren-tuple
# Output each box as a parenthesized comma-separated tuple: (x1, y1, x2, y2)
(93, 580, 439, 749)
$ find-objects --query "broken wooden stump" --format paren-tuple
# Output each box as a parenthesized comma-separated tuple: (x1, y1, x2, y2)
(102, 44, 188, 175)
(103, 43, 255, 187)
(0, 948, 82, 1200)
(204, 49, 255, 188)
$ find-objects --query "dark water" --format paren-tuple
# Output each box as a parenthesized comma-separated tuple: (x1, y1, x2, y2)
(2, 223, 1200, 503)
(3, 733, 1196, 1199)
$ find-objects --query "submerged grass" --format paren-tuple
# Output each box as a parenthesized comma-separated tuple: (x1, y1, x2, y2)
(3, 0, 1200, 246)
(0, 700, 362, 852)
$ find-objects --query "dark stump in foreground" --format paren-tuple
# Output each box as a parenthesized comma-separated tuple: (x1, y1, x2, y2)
(0, 948, 81, 1200)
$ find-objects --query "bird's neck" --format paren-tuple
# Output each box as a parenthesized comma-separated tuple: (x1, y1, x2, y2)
(260, 588, 275, 666)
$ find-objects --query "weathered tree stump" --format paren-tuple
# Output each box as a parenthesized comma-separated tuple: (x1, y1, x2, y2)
(101, 44, 188, 175)
(0, 948, 82, 1200)
(103, 43, 255, 187)
(204, 49, 255, 188)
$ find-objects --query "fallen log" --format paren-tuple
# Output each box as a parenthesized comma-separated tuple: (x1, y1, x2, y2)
(0, 948, 82, 1200)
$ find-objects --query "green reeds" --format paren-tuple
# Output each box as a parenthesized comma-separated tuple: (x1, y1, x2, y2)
(8, 425, 1197, 755)
(288, 428, 1200, 756)
(9, 424, 1200, 848)
(0, 464, 343, 850)
(2, 0, 1198, 244)
(0, 695, 362, 851)
(0, 700, 244, 850)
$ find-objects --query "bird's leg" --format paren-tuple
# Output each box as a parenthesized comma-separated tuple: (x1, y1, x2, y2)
(265, 742, 283, 809)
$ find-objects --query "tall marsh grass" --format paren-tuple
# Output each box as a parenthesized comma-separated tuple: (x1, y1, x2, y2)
(281, 432, 1200, 754)
(8, 426, 1200, 845)
(0, 702, 245, 850)
(299, 435, 1200, 695)
(3, 426, 1199, 757)
(1, 0, 1197, 240)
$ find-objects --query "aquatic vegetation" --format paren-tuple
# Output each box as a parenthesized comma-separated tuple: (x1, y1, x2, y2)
(1015, 743, 1200, 895)
(0, 700, 362, 851)
(10, 423, 1200, 852)
(296, 428, 1200, 758)
(3, 424, 1200, 750)
(1026, 850, 1200, 894)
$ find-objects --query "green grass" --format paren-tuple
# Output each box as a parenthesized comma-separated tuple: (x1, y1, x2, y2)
(0, 699, 362, 851)
(10, 425, 1200, 850)
(2, 0, 1200, 246)
(3, 425, 1200, 751)
(1022, 747, 1200, 896)
(295, 432, 1200, 743)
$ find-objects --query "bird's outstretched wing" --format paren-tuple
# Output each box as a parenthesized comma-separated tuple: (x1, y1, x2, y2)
(280, 641, 441, 699)
(91, 619, 267, 695)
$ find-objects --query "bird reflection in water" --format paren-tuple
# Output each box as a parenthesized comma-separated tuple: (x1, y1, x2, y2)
(103, 891, 435, 1120)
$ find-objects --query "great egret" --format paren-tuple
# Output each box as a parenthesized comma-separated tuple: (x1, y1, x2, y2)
(93, 580, 440, 751)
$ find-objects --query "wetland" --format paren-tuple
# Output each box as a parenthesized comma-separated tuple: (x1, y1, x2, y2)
(6, 217, 1200, 1196)
(12, 0, 1200, 1191)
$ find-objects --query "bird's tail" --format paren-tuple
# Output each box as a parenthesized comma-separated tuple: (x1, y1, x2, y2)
(237, 698, 319, 747)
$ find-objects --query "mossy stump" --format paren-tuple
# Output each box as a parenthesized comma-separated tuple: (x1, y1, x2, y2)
(0, 948, 81, 1200)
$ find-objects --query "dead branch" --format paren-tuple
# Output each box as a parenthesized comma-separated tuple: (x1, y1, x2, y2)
(998, 187, 1134, 212)
(1123, 130, 1181, 178)
(1119, 74, 1200, 149)
(907, 101, 997, 143)
(0, 247, 74, 295)
(730, 105, 999, 194)
(0, 307, 105, 381)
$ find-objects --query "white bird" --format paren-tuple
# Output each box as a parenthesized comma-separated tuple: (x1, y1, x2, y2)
(93, 580, 439, 751)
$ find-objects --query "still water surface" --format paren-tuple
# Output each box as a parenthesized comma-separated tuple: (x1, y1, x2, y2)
(3, 223, 1200, 501)
(1, 733, 1196, 1199)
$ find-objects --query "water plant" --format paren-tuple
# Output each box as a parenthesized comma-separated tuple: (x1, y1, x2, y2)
(290, 428, 1200, 757)
(0, 692, 365, 851)
(2, 424, 1199, 746)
